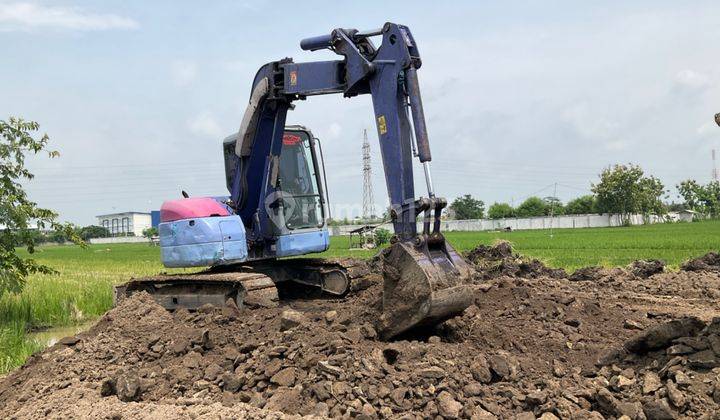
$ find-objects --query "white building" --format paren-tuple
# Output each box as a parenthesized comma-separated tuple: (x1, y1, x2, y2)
(96, 212, 152, 237)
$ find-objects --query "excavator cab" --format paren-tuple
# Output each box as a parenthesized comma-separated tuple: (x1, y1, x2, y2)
(223, 125, 330, 259)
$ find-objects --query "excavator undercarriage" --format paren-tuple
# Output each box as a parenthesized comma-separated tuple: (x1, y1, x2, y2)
(115, 258, 376, 312)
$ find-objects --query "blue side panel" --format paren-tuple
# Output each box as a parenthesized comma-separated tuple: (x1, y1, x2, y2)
(160, 215, 248, 268)
(275, 229, 329, 257)
(151, 211, 161, 228)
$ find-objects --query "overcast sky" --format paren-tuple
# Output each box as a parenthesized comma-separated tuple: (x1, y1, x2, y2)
(2, 1, 719, 225)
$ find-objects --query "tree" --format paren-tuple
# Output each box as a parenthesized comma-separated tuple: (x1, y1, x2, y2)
(449, 194, 485, 220)
(592, 164, 666, 224)
(565, 195, 597, 215)
(677, 179, 720, 218)
(79, 225, 110, 240)
(543, 196, 565, 216)
(487, 202, 515, 219)
(515, 197, 548, 217)
(142, 227, 159, 238)
(0, 118, 81, 295)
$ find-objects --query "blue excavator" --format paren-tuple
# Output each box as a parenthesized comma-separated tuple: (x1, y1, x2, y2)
(117, 23, 472, 339)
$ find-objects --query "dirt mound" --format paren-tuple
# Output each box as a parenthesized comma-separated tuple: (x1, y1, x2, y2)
(568, 266, 606, 282)
(681, 252, 720, 272)
(466, 242, 567, 280)
(628, 260, 665, 279)
(3, 251, 720, 419)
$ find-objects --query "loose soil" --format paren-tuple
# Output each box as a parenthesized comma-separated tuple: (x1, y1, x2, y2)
(2, 243, 720, 419)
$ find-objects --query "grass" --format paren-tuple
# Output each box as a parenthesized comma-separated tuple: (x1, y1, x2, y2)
(316, 220, 720, 270)
(0, 220, 718, 373)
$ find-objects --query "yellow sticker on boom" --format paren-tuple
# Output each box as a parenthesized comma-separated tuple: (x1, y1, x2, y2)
(377, 115, 387, 135)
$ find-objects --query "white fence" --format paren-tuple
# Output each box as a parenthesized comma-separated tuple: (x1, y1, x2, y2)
(329, 212, 677, 236)
(89, 236, 150, 244)
(87, 213, 681, 242)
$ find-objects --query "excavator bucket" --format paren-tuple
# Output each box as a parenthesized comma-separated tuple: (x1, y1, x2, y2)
(379, 239, 473, 339)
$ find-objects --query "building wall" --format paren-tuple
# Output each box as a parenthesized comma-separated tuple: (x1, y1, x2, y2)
(97, 213, 152, 236)
(130, 214, 152, 236)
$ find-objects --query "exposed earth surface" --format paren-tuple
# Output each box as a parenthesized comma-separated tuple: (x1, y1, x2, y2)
(2, 244, 720, 419)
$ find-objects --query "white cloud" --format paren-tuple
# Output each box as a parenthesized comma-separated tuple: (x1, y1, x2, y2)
(188, 112, 224, 139)
(0, 2, 138, 31)
(171, 60, 197, 87)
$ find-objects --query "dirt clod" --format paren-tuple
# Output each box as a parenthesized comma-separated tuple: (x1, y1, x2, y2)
(681, 252, 720, 272)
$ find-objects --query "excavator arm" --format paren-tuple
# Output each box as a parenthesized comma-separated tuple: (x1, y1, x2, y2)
(231, 23, 473, 338)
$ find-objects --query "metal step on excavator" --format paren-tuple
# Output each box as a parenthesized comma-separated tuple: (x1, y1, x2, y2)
(115, 23, 473, 339)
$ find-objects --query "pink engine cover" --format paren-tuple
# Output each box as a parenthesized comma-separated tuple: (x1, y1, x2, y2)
(160, 197, 231, 222)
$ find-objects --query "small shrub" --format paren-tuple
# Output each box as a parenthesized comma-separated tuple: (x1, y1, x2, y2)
(374, 228, 391, 246)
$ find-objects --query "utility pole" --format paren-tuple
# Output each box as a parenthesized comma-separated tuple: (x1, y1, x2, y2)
(549, 182, 557, 238)
(361, 129, 375, 220)
(713, 112, 720, 182)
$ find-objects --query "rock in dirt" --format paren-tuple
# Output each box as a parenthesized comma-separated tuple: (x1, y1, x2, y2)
(488, 354, 512, 380)
(665, 380, 685, 408)
(324, 310, 337, 323)
(436, 390, 462, 419)
(419, 366, 445, 379)
(280, 309, 307, 331)
(569, 266, 604, 281)
(270, 368, 296, 387)
(628, 260, 665, 278)
(687, 349, 717, 369)
(643, 371, 662, 394)
(525, 390, 547, 406)
(100, 378, 116, 397)
(221, 373, 244, 392)
(595, 387, 622, 416)
(642, 398, 677, 420)
(624, 319, 644, 330)
(624, 317, 706, 353)
(470, 355, 493, 383)
(59, 336, 81, 346)
(115, 372, 141, 402)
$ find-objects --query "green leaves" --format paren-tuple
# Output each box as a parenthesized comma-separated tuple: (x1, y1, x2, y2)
(487, 202, 515, 219)
(677, 179, 720, 217)
(565, 195, 597, 215)
(591, 164, 666, 223)
(449, 194, 485, 220)
(0, 117, 82, 296)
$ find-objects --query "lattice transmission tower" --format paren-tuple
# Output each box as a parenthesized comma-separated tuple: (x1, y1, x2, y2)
(713, 149, 719, 182)
(361, 129, 376, 220)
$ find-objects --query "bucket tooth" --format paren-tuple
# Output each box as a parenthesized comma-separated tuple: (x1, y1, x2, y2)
(379, 240, 473, 339)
